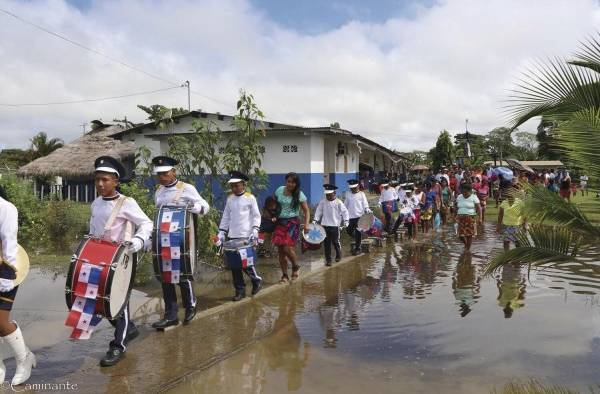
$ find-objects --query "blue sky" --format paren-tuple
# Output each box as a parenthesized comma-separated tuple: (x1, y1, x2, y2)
(67, 0, 437, 33)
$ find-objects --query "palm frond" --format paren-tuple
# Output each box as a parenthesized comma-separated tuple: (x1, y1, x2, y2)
(484, 224, 580, 275)
(506, 57, 600, 129)
(515, 184, 600, 237)
(571, 33, 600, 73)
(549, 107, 600, 177)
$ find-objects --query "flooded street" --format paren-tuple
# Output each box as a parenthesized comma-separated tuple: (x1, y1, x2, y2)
(165, 225, 600, 394)
(13, 224, 600, 393)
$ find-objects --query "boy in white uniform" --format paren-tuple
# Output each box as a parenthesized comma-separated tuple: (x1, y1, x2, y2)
(218, 171, 263, 301)
(0, 187, 35, 385)
(90, 156, 153, 367)
(151, 156, 210, 329)
(378, 179, 398, 233)
(315, 184, 350, 266)
(344, 179, 371, 255)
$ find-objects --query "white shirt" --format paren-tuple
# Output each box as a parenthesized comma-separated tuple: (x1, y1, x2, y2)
(378, 187, 398, 203)
(402, 195, 421, 210)
(155, 180, 209, 215)
(219, 192, 261, 239)
(0, 197, 18, 268)
(90, 194, 153, 244)
(315, 198, 350, 227)
(344, 191, 369, 219)
(413, 191, 424, 208)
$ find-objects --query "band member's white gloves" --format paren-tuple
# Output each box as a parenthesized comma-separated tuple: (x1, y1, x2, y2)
(191, 203, 205, 215)
(251, 228, 259, 241)
(129, 238, 144, 253)
(217, 231, 226, 243)
(0, 279, 15, 293)
(365, 207, 372, 214)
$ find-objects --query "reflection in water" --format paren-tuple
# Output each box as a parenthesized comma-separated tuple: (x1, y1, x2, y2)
(169, 226, 600, 394)
(452, 253, 482, 317)
(496, 263, 526, 318)
(264, 293, 310, 391)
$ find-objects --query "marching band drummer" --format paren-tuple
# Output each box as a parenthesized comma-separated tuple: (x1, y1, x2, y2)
(217, 171, 263, 301)
(0, 187, 35, 385)
(344, 179, 371, 256)
(151, 156, 210, 330)
(90, 156, 153, 367)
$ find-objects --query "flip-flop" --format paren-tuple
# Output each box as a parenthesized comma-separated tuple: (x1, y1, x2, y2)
(279, 275, 290, 284)
(291, 266, 300, 280)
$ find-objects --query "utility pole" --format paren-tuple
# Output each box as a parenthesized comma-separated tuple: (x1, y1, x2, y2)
(80, 123, 87, 135)
(185, 81, 191, 111)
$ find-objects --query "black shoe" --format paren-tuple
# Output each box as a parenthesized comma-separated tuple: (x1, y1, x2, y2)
(124, 326, 139, 344)
(100, 347, 124, 367)
(335, 256, 341, 262)
(232, 292, 246, 301)
(325, 261, 332, 267)
(152, 318, 179, 330)
(252, 279, 263, 296)
(184, 306, 197, 325)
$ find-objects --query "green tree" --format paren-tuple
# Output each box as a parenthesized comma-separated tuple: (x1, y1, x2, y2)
(485, 127, 514, 162)
(485, 34, 600, 274)
(0, 149, 31, 169)
(221, 90, 268, 193)
(29, 132, 63, 160)
(137, 104, 188, 131)
(512, 131, 538, 160)
(431, 130, 454, 170)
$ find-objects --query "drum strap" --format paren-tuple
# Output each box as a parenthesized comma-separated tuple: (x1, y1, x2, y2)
(104, 195, 133, 242)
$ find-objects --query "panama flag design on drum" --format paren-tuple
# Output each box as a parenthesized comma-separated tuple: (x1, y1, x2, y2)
(239, 247, 255, 268)
(160, 210, 183, 283)
(65, 296, 102, 339)
(74, 262, 102, 299)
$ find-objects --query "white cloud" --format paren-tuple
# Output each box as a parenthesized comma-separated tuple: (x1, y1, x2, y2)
(0, 0, 599, 151)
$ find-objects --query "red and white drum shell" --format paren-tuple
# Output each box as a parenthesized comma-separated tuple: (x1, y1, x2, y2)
(65, 237, 136, 320)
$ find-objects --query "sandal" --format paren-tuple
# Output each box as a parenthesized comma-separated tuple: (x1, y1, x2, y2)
(291, 266, 300, 280)
(279, 275, 290, 284)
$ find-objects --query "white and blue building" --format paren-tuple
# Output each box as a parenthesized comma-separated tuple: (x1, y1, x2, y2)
(112, 111, 406, 207)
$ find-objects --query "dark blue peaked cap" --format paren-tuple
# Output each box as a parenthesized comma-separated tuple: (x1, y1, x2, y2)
(228, 170, 249, 183)
(94, 156, 125, 178)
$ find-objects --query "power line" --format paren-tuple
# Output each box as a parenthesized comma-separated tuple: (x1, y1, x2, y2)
(0, 86, 183, 107)
(0, 7, 238, 110)
(0, 7, 180, 87)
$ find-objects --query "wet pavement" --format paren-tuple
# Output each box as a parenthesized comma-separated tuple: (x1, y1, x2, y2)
(12, 224, 600, 393)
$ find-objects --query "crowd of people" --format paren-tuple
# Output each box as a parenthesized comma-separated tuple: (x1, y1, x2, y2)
(368, 164, 591, 252)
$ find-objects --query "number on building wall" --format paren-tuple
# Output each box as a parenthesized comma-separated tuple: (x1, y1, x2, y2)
(282, 145, 298, 153)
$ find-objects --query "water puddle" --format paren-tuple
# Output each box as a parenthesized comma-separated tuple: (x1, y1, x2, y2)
(163, 225, 600, 394)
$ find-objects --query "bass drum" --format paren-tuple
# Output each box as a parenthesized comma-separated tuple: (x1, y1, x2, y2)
(65, 237, 135, 320)
(152, 205, 196, 283)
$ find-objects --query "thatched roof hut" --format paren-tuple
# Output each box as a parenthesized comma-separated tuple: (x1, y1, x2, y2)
(18, 122, 136, 181)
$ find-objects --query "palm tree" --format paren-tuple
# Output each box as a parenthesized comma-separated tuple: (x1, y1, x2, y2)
(485, 34, 600, 274)
(29, 132, 63, 160)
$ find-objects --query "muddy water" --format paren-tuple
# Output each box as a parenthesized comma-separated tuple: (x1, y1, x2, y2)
(164, 226, 600, 394)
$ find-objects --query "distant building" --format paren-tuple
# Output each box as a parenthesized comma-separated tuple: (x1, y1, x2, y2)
(18, 121, 135, 201)
(112, 111, 406, 205)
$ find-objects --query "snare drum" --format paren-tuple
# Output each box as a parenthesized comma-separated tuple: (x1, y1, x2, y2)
(303, 223, 326, 244)
(223, 239, 256, 270)
(65, 237, 135, 320)
(152, 205, 196, 283)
